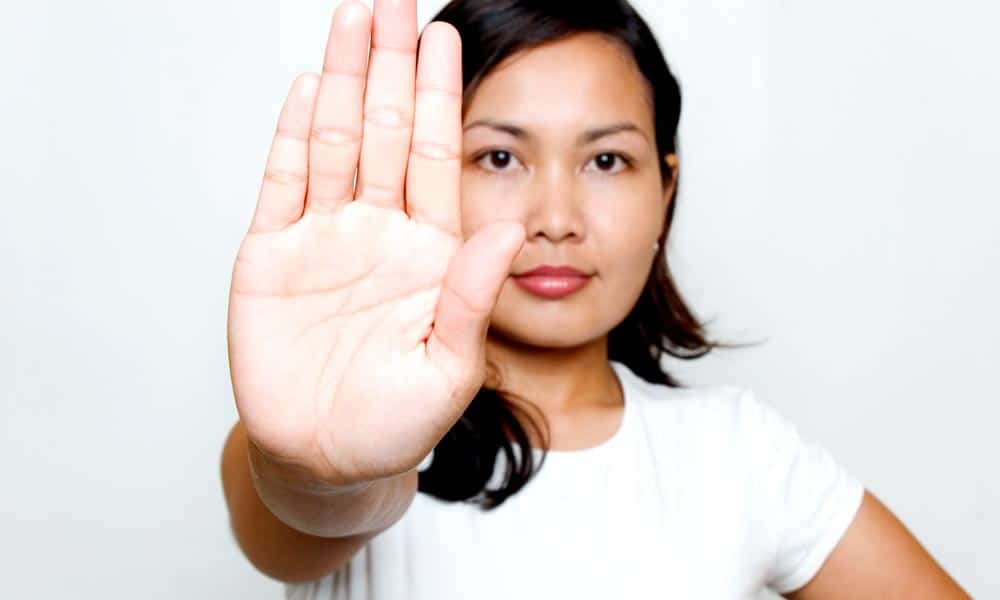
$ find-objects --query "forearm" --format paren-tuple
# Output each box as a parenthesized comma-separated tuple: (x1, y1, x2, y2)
(221, 421, 418, 583)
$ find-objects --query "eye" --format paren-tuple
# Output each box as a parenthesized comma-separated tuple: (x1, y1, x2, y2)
(585, 152, 632, 174)
(475, 150, 524, 174)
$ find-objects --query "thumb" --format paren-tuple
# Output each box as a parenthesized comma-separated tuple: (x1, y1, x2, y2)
(426, 221, 525, 390)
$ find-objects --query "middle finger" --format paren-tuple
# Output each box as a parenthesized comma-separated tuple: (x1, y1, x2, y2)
(305, 1, 372, 214)
(354, 0, 418, 212)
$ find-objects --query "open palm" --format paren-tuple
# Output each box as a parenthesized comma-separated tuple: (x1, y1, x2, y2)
(227, 0, 524, 488)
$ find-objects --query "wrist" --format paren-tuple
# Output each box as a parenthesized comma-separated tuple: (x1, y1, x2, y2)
(246, 438, 375, 497)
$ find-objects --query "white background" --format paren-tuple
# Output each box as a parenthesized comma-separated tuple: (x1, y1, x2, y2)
(2, 0, 996, 597)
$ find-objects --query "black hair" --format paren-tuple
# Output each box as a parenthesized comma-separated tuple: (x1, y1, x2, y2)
(417, 0, 755, 509)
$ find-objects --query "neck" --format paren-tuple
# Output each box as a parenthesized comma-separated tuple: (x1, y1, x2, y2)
(483, 333, 621, 417)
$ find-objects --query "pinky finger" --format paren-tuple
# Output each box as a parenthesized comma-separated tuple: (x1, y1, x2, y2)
(249, 73, 320, 235)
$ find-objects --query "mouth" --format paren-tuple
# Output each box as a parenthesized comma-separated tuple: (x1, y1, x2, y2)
(512, 273, 592, 300)
(515, 265, 590, 278)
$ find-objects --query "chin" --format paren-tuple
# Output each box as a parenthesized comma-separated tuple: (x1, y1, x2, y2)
(486, 314, 611, 350)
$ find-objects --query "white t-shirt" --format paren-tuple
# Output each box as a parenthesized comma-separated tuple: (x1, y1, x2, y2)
(285, 360, 865, 599)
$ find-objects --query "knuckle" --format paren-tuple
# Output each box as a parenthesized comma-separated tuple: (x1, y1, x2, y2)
(311, 124, 362, 149)
(410, 139, 460, 163)
(309, 164, 354, 182)
(416, 86, 462, 101)
(445, 279, 490, 319)
(363, 105, 413, 130)
(263, 167, 307, 186)
(274, 128, 309, 144)
(358, 180, 402, 205)
(374, 44, 417, 56)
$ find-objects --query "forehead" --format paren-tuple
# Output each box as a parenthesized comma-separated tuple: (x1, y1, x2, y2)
(463, 32, 654, 136)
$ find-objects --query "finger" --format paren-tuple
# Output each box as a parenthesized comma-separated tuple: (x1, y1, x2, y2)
(250, 73, 320, 235)
(354, 0, 418, 211)
(426, 221, 526, 394)
(406, 22, 463, 237)
(305, 1, 372, 215)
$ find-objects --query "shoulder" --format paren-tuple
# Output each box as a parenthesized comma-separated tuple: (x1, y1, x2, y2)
(627, 376, 822, 480)
(625, 373, 779, 446)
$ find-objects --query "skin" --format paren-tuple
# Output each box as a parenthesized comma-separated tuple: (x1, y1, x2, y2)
(460, 32, 679, 450)
(455, 28, 971, 599)
(225, 0, 972, 592)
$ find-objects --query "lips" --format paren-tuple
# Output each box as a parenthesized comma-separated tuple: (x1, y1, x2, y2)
(512, 265, 592, 299)
(516, 265, 589, 277)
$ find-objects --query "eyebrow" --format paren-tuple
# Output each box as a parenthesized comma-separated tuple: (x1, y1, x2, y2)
(463, 119, 648, 145)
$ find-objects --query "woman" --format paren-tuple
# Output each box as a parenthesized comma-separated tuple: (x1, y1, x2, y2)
(220, 0, 970, 597)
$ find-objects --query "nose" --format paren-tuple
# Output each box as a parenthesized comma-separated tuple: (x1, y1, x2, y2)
(523, 161, 585, 246)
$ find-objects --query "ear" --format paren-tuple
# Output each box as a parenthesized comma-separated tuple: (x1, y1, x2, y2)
(655, 153, 680, 246)
(662, 153, 679, 205)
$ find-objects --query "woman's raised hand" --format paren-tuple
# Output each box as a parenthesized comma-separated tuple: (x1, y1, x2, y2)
(227, 0, 525, 488)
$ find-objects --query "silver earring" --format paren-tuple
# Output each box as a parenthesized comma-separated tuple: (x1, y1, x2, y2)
(653, 241, 660, 255)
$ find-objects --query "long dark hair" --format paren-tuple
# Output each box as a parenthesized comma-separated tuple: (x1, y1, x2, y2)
(417, 0, 756, 509)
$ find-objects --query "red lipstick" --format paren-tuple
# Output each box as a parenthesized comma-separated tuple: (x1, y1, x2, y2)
(513, 265, 592, 299)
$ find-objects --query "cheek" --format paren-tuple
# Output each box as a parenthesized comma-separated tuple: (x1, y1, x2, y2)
(591, 211, 662, 293)
(596, 238, 657, 318)
(602, 239, 654, 286)
(591, 201, 662, 256)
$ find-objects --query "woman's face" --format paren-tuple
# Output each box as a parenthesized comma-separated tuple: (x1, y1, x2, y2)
(461, 32, 678, 349)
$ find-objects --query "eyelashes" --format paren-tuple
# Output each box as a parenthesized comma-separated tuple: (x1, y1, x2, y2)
(475, 149, 521, 173)
(589, 152, 634, 172)
(472, 150, 634, 175)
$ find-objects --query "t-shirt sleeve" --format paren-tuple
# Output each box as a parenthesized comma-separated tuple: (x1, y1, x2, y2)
(735, 388, 866, 595)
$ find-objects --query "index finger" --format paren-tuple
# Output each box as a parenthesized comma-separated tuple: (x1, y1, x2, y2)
(353, 0, 419, 211)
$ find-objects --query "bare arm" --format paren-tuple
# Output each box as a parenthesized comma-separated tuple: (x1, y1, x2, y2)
(220, 420, 418, 584)
(784, 490, 971, 599)
(221, 0, 509, 583)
